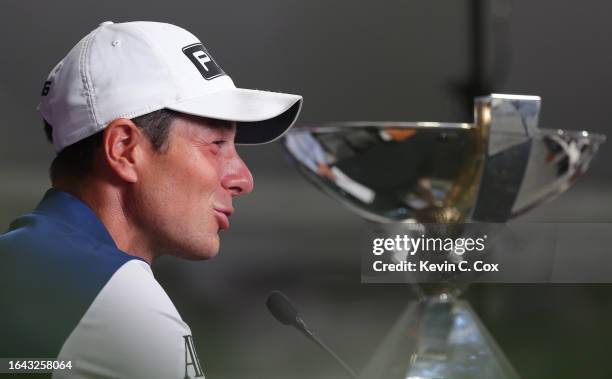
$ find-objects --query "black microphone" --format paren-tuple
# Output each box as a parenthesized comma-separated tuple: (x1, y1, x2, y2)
(266, 290, 357, 379)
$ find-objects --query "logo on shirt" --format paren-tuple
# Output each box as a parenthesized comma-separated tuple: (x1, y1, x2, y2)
(182, 43, 224, 80)
(184, 335, 205, 378)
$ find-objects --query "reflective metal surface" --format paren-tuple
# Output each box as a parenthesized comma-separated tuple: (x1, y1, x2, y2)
(284, 123, 485, 223)
(283, 95, 605, 224)
(512, 129, 605, 217)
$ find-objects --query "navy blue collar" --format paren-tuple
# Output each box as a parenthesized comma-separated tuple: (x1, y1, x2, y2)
(34, 188, 118, 248)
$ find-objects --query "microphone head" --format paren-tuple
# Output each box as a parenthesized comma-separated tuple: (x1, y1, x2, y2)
(266, 290, 300, 327)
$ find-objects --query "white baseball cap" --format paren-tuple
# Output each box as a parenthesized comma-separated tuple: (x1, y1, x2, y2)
(39, 21, 303, 152)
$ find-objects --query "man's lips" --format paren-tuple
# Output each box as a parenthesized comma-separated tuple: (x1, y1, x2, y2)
(214, 207, 233, 230)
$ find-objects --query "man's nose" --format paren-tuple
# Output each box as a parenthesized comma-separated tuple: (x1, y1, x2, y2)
(222, 155, 254, 197)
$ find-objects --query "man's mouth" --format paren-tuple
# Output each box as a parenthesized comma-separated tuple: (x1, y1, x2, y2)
(213, 208, 232, 230)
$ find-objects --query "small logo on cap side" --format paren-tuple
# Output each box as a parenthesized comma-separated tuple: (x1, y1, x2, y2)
(41, 80, 53, 96)
(182, 43, 224, 80)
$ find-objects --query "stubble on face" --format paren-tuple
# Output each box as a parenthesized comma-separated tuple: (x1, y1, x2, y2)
(128, 115, 239, 261)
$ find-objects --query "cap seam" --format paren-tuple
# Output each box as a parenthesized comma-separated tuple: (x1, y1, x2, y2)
(77, 32, 94, 129)
(78, 28, 100, 130)
(86, 27, 104, 126)
(98, 101, 175, 124)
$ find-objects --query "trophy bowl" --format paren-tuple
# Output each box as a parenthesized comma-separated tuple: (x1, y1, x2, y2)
(283, 95, 604, 225)
(282, 94, 605, 378)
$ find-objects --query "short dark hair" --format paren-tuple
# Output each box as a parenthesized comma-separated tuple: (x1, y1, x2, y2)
(44, 109, 181, 183)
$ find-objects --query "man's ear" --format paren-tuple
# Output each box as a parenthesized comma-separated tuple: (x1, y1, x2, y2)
(102, 119, 147, 183)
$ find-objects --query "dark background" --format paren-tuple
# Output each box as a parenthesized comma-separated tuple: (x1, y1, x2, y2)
(0, 1, 610, 378)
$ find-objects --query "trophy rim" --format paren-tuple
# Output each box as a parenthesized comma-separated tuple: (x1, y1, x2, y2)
(290, 123, 607, 143)
(292, 121, 474, 131)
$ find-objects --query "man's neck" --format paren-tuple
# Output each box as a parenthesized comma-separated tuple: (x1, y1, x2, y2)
(53, 179, 157, 264)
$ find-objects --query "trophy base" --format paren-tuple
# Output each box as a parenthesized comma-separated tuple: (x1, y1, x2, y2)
(359, 299, 520, 379)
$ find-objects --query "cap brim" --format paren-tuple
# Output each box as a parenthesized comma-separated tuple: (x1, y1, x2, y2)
(166, 88, 302, 144)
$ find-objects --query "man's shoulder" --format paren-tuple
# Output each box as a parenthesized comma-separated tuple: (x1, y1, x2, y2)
(1, 209, 133, 261)
(88, 258, 187, 326)
(55, 260, 197, 378)
(0, 211, 146, 358)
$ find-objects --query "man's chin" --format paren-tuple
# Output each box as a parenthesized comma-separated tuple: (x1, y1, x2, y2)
(176, 246, 220, 261)
(167, 241, 220, 261)
(168, 253, 213, 262)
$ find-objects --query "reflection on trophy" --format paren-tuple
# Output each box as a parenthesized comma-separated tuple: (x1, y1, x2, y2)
(282, 94, 605, 378)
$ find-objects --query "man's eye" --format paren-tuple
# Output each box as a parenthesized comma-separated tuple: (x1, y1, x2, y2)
(208, 140, 226, 154)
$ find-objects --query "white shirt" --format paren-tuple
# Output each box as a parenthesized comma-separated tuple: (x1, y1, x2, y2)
(53, 260, 205, 378)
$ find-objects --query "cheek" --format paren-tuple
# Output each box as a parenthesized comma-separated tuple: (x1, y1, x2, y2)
(183, 154, 221, 198)
(138, 150, 219, 214)
(159, 159, 220, 217)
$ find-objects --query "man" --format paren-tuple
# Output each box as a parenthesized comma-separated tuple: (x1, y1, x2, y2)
(0, 21, 302, 378)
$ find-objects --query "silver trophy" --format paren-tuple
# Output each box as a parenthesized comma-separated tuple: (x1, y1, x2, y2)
(282, 94, 605, 378)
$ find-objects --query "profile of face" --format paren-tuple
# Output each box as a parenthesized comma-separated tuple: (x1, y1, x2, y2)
(129, 115, 254, 260)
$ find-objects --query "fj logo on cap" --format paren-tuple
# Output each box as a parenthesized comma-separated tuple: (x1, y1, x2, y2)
(182, 43, 224, 80)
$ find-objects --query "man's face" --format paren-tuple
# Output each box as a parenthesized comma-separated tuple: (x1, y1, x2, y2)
(131, 115, 253, 260)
